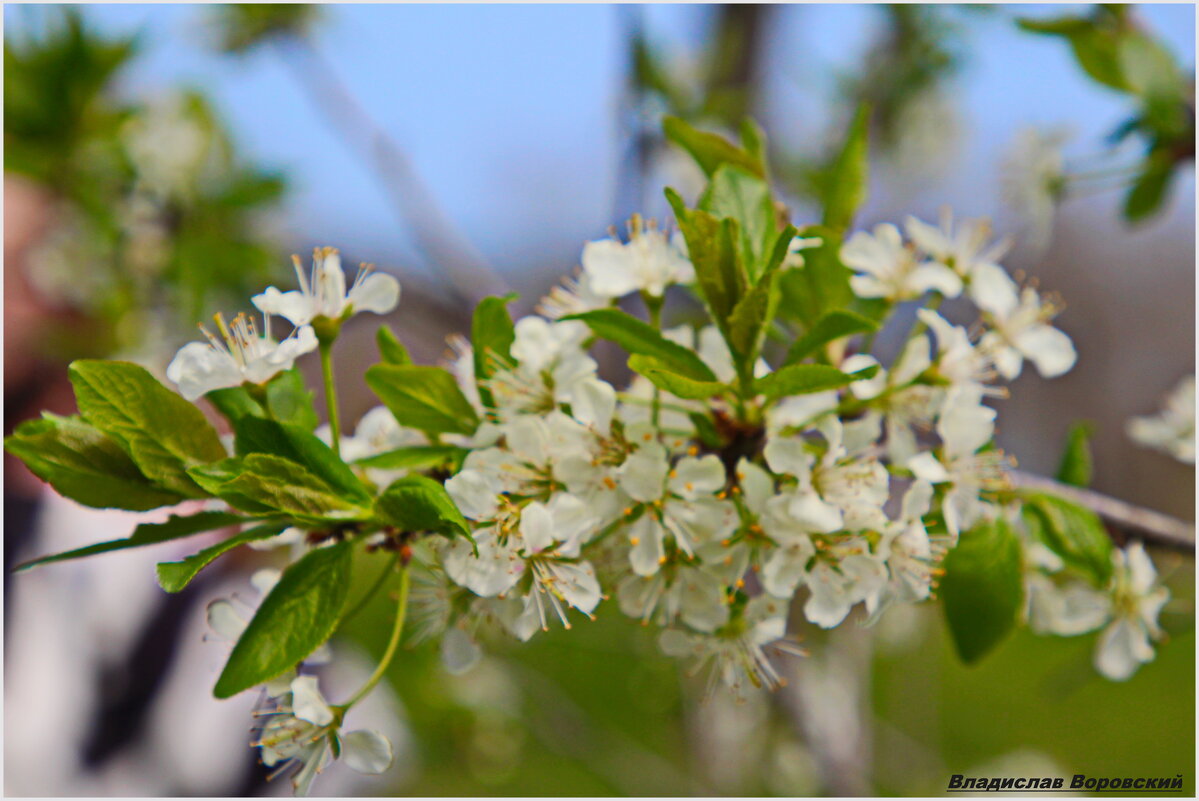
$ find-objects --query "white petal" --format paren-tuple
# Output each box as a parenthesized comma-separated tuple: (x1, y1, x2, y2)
(581, 238, 640, 298)
(618, 446, 669, 503)
(570, 377, 616, 435)
(628, 516, 665, 576)
(736, 458, 774, 515)
(205, 599, 246, 641)
(440, 627, 482, 675)
(907, 451, 950, 483)
(1095, 617, 1154, 681)
(968, 261, 1019, 316)
(445, 469, 498, 521)
(290, 675, 333, 726)
(166, 342, 243, 401)
(1015, 324, 1076, 378)
(252, 286, 316, 326)
(909, 263, 964, 298)
(520, 501, 555, 554)
(347, 271, 401, 315)
(341, 729, 394, 774)
(669, 455, 725, 499)
(764, 437, 813, 480)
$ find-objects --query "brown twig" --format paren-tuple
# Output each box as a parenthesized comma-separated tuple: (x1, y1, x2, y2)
(1010, 469, 1195, 552)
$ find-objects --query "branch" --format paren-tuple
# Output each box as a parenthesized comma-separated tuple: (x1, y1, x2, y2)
(273, 35, 510, 307)
(1010, 469, 1195, 552)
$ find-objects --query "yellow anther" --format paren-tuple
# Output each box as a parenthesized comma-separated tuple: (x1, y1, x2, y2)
(735, 578, 745, 588)
(629, 537, 641, 546)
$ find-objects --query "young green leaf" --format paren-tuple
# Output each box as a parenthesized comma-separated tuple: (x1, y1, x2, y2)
(5, 414, 184, 511)
(940, 516, 1025, 664)
(662, 116, 764, 178)
(14, 510, 247, 572)
(667, 190, 748, 328)
(783, 309, 879, 366)
(1021, 491, 1114, 587)
(156, 521, 288, 593)
(264, 369, 319, 431)
(628, 355, 727, 400)
(1124, 153, 1175, 222)
(233, 417, 371, 505)
(205, 386, 266, 425)
(821, 104, 870, 236)
(68, 360, 227, 497)
(366, 364, 480, 436)
(214, 541, 353, 698)
(777, 227, 854, 327)
(376, 325, 412, 365)
(699, 164, 777, 280)
(472, 294, 518, 411)
(563, 308, 717, 381)
(374, 475, 472, 541)
(1055, 421, 1094, 488)
(752, 363, 878, 400)
(191, 454, 373, 522)
(355, 444, 468, 472)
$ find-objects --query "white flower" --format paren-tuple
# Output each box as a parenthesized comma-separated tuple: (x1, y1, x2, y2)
(1026, 574, 1110, 637)
(617, 566, 730, 633)
(843, 335, 940, 465)
(617, 443, 737, 575)
(489, 317, 598, 417)
(581, 217, 694, 298)
(978, 287, 1076, 380)
(904, 208, 1017, 314)
(868, 480, 942, 622)
(1127, 375, 1195, 464)
(254, 675, 393, 795)
(537, 268, 610, 319)
(658, 594, 802, 695)
(907, 384, 1005, 537)
(780, 235, 823, 271)
(802, 540, 888, 628)
(841, 223, 962, 302)
(918, 309, 993, 395)
(1000, 127, 1068, 250)
(167, 311, 317, 400)
(1094, 543, 1170, 681)
(253, 247, 400, 326)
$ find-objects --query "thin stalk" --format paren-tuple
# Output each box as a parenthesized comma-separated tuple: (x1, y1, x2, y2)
(643, 292, 664, 431)
(319, 340, 341, 457)
(340, 553, 400, 625)
(345, 564, 411, 709)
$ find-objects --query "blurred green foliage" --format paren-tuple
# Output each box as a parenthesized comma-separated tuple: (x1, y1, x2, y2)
(335, 543, 1194, 796)
(1019, 4, 1195, 222)
(4, 6, 287, 358)
(211, 4, 320, 54)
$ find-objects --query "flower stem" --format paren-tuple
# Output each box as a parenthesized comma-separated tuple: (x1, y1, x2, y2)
(345, 563, 410, 709)
(319, 340, 341, 457)
(643, 292, 664, 431)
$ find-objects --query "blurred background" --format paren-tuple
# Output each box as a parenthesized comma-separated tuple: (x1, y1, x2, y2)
(4, 3, 1194, 796)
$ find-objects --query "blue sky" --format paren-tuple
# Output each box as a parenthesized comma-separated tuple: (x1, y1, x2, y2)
(6, 4, 1195, 288)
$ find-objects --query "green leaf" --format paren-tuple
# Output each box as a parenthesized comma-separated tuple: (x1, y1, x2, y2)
(233, 417, 371, 505)
(662, 116, 764, 178)
(374, 475, 472, 540)
(365, 365, 480, 437)
(628, 355, 727, 400)
(156, 521, 288, 593)
(264, 369, 318, 432)
(1124, 153, 1175, 222)
(190, 454, 372, 522)
(1055, 421, 1094, 488)
(668, 191, 748, 329)
(725, 226, 795, 362)
(821, 104, 870, 235)
(356, 445, 469, 471)
(699, 164, 777, 280)
(563, 308, 717, 381)
(778, 227, 854, 327)
(940, 517, 1025, 664)
(68, 360, 227, 497)
(1119, 32, 1184, 99)
(14, 510, 246, 572)
(753, 363, 877, 400)
(783, 309, 879, 366)
(376, 325, 412, 365)
(5, 414, 184, 511)
(472, 293, 519, 410)
(1021, 492, 1114, 586)
(214, 541, 353, 698)
(205, 386, 265, 425)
